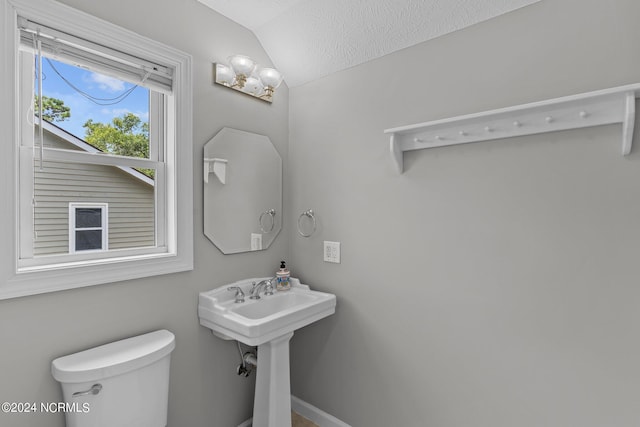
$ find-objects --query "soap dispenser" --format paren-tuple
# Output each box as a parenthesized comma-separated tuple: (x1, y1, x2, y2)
(276, 261, 290, 291)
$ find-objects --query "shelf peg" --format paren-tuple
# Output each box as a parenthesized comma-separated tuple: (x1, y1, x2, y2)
(579, 111, 588, 118)
(513, 120, 521, 127)
(459, 131, 467, 136)
(485, 126, 492, 132)
(545, 116, 553, 123)
(414, 137, 424, 143)
(435, 135, 442, 141)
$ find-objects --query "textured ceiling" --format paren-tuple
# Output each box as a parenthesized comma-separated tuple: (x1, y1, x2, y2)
(198, 0, 540, 87)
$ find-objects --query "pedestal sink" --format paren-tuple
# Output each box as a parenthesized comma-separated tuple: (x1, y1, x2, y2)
(198, 278, 336, 427)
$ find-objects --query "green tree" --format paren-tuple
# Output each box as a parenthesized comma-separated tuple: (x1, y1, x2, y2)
(84, 113, 152, 177)
(35, 95, 71, 122)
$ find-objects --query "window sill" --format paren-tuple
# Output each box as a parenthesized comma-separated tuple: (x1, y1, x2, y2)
(3, 251, 192, 300)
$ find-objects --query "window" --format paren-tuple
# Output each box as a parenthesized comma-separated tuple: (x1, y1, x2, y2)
(25, 54, 157, 259)
(69, 204, 108, 253)
(0, 0, 193, 299)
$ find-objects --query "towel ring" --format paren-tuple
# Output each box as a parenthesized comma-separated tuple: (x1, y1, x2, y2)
(259, 209, 276, 233)
(297, 209, 316, 237)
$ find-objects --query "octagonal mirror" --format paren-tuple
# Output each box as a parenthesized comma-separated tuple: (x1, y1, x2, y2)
(204, 128, 282, 254)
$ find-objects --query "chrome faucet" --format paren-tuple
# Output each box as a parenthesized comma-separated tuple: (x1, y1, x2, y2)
(227, 286, 245, 303)
(249, 278, 275, 299)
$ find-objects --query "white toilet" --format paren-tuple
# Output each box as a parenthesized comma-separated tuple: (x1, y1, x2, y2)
(51, 329, 175, 427)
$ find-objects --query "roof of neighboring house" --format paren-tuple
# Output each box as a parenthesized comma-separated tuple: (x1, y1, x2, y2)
(39, 118, 154, 187)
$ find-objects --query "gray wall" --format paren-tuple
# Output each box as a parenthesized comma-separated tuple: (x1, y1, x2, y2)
(0, 0, 289, 426)
(288, 0, 640, 426)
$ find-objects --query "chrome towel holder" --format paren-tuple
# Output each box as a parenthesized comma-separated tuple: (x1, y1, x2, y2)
(297, 209, 316, 237)
(259, 209, 276, 233)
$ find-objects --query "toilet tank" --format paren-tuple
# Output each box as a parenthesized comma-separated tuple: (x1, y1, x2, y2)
(51, 329, 175, 427)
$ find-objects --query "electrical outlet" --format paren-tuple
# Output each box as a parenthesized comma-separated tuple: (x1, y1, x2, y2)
(250, 233, 262, 251)
(323, 241, 341, 263)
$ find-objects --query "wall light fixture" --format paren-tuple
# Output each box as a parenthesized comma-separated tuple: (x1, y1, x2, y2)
(214, 55, 283, 103)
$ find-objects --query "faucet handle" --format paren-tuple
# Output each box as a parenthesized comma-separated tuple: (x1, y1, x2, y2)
(227, 286, 245, 303)
(264, 279, 274, 296)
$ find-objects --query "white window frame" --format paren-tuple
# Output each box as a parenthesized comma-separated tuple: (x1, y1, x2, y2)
(69, 203, 109, 254)
(0, 0, 193, 299)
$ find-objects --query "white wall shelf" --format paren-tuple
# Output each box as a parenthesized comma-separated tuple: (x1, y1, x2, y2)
(384, 83, 640, 173)
(204, 157, 227, 184)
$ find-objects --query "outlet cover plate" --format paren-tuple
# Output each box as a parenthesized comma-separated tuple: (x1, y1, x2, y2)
(323, 241, 340, 263)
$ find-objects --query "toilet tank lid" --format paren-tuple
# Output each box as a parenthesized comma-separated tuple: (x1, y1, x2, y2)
(51, 329, 175, 383)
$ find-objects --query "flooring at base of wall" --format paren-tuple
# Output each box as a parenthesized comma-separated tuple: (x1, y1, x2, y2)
(237, 395, 351, 427)
(293, 411, 319, 427)
(237, 412, 315, 427)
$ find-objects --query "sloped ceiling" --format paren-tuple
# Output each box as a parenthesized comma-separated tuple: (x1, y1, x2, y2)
(198, 0, 541, 87)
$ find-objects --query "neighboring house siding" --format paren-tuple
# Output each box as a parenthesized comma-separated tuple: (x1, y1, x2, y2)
(33, 128, 154, 256)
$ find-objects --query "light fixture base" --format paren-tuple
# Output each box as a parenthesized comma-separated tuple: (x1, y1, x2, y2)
(213, 63, 274, 104)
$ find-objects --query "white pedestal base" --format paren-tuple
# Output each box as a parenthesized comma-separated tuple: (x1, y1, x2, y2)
(252, 332, 294, 427)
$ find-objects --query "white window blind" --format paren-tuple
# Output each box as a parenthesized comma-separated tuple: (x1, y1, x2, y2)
(17, 16, 173, 94)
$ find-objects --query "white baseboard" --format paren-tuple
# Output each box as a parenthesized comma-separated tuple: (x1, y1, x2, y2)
(237, 395, 350, 427)
(291, 395, 351, 427)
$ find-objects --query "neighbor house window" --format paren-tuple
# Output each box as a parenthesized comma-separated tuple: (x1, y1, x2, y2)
(69, 204, 108, 253)
(0, 0, 193, 299)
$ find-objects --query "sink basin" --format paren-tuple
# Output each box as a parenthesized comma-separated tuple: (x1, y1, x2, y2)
(198, 277, 336, 346)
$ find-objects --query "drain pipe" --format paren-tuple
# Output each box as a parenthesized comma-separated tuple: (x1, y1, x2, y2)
(243, 351, 257, 367)
(236, 341, 257, 377)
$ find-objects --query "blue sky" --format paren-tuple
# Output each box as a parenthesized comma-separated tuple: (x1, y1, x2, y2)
(41, 57, 149, 139)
